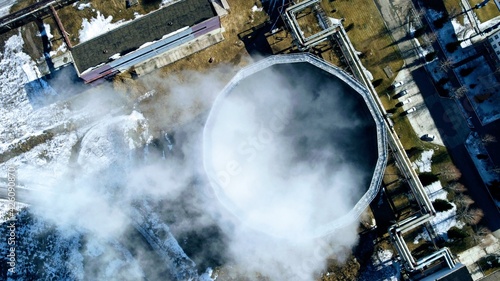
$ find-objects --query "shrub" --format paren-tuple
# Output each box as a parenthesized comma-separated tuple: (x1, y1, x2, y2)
(345, 23, 354, 32)
(478, 255, 500, 271)
(372, 79, 383, 87)
(476, 154, 489, 160)
(437, 77, 449, 85)
(434, 16, 448, 28)
(447, 226, 468, 240)
(474, 93, 492, 103)
(446, 42, 459, 53)
(419, 172, 439, 186)
(425, 52, 437, 62)
(459, 67, 474, 77)
(488, 180, 500, 201)
(406, 147, 424, 158)
(433, 199, 453, 212)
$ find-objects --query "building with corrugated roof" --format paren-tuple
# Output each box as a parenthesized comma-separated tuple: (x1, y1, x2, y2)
(71, 0, 225, 83)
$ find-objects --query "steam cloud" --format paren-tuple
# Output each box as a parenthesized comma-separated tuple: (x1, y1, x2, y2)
(4, 52, 378, 280)
(205, 63, 377, 239)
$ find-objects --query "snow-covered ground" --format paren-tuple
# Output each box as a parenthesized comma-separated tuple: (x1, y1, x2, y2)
(0, 0, 16, 17)
(414, 181, 463, 243)
(0, 33, 216, 280)
(358, 248, 400, 281)
(454, 57, 500, 125)
(427, 9, 477, 62)
(465, 133, 500, 208)
(413, 150, 434, 173)
(465, 133, 500, 184)
(0, 35, 70, 152)
(451, 16, 474, 48)
(426, 8, 500, 125)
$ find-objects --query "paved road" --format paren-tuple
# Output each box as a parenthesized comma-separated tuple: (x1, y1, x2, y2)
(374, 0, 445, 145)
(374, 0, 500, 231)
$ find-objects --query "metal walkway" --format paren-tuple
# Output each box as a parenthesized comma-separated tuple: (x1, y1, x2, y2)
(0, 0, 77, 34)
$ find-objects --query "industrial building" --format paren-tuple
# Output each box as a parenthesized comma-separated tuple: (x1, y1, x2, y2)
(71, 0, 225, 83)
(487, 29, 500, 63)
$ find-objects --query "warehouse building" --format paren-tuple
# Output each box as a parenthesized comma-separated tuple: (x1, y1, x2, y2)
(71, 0, 225, 83)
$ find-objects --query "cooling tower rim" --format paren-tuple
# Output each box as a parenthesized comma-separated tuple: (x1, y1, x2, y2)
(203, 53, 388, 238)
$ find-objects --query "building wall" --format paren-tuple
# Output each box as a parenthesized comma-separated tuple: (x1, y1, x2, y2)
(488, 30, 500, 62)
(133, 29, 224, 76)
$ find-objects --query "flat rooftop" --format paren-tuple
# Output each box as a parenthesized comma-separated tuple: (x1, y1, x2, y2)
(71, 0, 216, 72)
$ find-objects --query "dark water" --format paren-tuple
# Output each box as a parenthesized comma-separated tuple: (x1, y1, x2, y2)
(231, 62, 379, 197)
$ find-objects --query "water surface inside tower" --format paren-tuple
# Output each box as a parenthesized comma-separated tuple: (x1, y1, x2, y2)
(204, 62, 379, 237)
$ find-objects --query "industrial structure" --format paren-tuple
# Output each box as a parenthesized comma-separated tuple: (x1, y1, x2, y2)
(0, 0, 78, 34)
(278, 0, 462, 278)
(281, 0, 340, 50)
(204, 53, 388, 238)
(0, 0, 226, 84)
(72, 0, 225, 83)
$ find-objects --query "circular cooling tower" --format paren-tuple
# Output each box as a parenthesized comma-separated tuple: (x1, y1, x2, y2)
(204, 54, 387, 238)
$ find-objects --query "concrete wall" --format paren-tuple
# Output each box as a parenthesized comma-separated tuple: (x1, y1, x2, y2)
(134, 29, 224, 76)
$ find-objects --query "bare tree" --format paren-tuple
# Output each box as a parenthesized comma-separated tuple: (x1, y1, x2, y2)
(494, 66, 500, 75)
(447, 182, 467, 193)
(441, 164, 462, 181)
(452, 86, 468, 99)
(455, 193, 474, 210)
(490, 166, 500, 173)
(448, 6, 460, 18)
(439, 58, 454, 72)
(481, 134, 497, 144)
(425, 31, 438, 44)
(415, 8, 426, 18)
(459, 208, 484, 225)
(473, 226, 492, 244)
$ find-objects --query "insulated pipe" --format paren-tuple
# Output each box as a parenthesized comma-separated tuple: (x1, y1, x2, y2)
(397, 214, 432, 233)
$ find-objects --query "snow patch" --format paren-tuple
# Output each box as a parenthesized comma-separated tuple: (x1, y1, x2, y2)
(454, 57, 500, 125)
(0, 0, 17, 17)
(109, 53, 121, 60)
(199, 267, 216, 281)
(465, 133, 500, 208)
(361, 248, 400, 281)
(21, 63, 41, 81)
(44, 23, 54, 40)
(77, 3, 92, 10)
(79, 11, 129, 42)
(412, 149, 434, 173)
(161, 0, 176, 7)
(49, 43, 68, 57)
(414, 181, 463, 243)
(251, 5, 263, 12)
